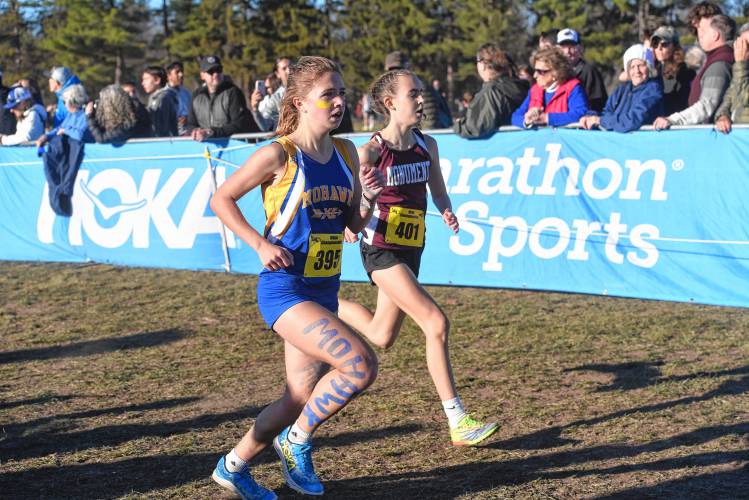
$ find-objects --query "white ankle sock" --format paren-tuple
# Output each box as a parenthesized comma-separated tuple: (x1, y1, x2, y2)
(224, 448, 247, 473)
(288, 422, 312, 445)
(442, 396, 467, 428)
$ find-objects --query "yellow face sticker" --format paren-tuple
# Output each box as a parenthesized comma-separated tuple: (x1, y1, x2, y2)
(315, 99, 332, 109)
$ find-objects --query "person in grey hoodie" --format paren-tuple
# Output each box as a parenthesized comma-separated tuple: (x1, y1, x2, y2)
(141, 65, 179, 137)
(453, 43, 529, 138)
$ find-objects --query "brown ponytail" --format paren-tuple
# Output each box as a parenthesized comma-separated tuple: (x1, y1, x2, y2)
(369, 69, 415, 122)
(276, 56, 342, 136)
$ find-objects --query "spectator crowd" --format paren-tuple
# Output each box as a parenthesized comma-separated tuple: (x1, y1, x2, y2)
(0, 1, 747, 147)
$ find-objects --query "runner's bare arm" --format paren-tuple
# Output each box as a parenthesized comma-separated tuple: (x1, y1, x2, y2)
(210, 142, 294, 268)
(424, 134, 458, 233)
(347, 139, 384, 233)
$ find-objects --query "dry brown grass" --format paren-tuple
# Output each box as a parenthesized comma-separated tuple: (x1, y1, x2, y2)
(1, 262, 748, 499)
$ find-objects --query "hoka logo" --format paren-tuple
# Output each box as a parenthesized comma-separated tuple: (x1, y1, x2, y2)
(37, 167, 235, 249)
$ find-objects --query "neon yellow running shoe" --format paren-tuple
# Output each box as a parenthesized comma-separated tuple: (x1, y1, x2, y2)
(450, 415, 499, 446)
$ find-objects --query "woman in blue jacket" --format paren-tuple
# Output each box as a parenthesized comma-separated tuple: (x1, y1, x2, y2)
(580, 44, 664, 133)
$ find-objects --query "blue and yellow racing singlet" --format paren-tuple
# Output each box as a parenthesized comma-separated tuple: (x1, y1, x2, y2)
(261, 136, 355, 279)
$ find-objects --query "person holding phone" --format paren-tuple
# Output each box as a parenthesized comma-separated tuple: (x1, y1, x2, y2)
(251, 57, 291, 132)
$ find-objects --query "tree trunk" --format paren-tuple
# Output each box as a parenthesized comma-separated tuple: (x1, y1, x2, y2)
(115, 48, 123, 85)
(637, 0, 650, 41)
(162, 0, 170, 58)
(446, 59, 454, 113)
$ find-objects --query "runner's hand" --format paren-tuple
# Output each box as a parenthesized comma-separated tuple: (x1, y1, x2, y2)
(442, 208, 459, 234)
(257, 240, 294, 270)
(344, 227, 360, 243)
(360, 164, 384, 198)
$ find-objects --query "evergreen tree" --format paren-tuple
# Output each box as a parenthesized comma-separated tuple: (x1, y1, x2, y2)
(0, 0, 42, 82)
(38, 0, 149, 90)
(336, 0, 436, 100)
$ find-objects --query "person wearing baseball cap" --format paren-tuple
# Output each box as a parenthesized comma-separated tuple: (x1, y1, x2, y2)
(46, 65, 82, 127)
(580, 44, 664, 133)
(188, 55, 252, 141)
(650, 26, 696, 115)
(556, 28, 608, 112)
(0, 86, 47, 145)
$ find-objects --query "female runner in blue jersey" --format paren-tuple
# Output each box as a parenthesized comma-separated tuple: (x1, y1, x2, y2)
(338, 69, 498, 447)
(209, 56, 384, 499)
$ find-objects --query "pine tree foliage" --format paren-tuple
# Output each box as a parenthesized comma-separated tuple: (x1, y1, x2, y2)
(0, 0, 745, 114)
(38, 0, 148, 89)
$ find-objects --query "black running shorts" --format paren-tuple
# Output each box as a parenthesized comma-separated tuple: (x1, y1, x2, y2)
(359, 241, 423, 283)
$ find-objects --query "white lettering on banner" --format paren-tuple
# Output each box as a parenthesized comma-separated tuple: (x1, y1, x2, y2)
(36, 167, 235, 249)
(443, 143, 670, 201)
(451, 202, 661, 272)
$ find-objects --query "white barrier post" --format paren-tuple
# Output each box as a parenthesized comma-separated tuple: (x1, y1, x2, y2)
(205, 146, 232, 272)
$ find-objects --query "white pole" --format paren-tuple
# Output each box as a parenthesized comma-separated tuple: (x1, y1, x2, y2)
(205, 146, 232, 272)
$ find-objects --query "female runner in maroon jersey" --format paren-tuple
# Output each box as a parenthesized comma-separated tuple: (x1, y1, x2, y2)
(338, 69, 498, 446)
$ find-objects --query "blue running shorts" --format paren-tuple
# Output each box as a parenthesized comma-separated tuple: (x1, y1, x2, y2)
(257, 271, 340, 330)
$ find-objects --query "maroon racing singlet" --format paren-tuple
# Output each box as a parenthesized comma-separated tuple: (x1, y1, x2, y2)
(362, 128, 431, 250)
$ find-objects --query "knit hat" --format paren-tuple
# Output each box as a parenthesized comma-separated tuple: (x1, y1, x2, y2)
(384, 51, 409, 71)
(4, 86, 32, 109)
(623, 43, 654, 70)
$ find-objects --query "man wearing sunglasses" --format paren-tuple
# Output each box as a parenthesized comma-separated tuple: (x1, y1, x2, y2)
(188, 55, 252, 141)
(651, 26, 696, 115)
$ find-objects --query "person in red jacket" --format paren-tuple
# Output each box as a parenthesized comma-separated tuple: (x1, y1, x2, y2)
(511, 47, 589, 128)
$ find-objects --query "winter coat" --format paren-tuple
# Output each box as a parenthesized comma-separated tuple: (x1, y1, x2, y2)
(188, 80, 251, 137)
(454, 77, 528, 138)
(597, 78, 664, 133)
(1, 104, 47, 145)
(147, 87, 179, 137)
(43, 133, 84, 216)
(53, 75, 82, 127)
(715, 60, 749, 125)
(511, 79, 588, 128)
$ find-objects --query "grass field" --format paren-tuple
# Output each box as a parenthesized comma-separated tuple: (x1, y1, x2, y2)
(1, 261, 749, 499)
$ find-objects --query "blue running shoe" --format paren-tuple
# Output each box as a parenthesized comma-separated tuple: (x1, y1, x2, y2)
(211, 455, 277, 500)
(273, 426, 324, 496)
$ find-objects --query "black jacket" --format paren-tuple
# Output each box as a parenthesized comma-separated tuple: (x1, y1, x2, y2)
(421, 84, 452, 130)
(660, 62, 696, 115)
(0, 82, 17, 135)
(573, 59, 608, 113)
(188, 80, 251, 138)
(454, 77, 529, 138)
(147, 87, 179, 137)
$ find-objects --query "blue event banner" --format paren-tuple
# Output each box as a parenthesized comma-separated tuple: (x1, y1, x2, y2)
(1, 129, 749, 308)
